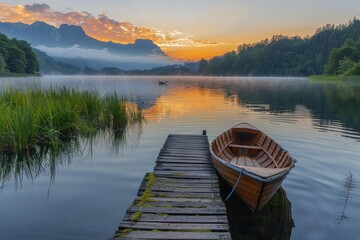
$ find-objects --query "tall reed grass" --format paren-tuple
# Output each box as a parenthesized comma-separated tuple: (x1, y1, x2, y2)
(0, 87, 143, 154)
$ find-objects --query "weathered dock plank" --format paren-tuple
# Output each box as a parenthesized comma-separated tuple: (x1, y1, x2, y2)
(127, 206, 227, 215)
(132, 200, 224, 208)
(122, 213, 229, 223)
(119, 222, 229, 231)
(148, 191, 222, 199)
(115, 231, 230, 240)
(114, 134, 231, 240)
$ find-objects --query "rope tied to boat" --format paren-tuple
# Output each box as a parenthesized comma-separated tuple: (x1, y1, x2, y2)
(225, 169, 242, 201)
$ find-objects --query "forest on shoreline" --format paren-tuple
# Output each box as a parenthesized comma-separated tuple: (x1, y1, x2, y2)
(0, 18, 359, 77)
(198, 18, 360, 77)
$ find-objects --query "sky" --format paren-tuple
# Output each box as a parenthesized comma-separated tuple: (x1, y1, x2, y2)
(0, 0, 359, 60)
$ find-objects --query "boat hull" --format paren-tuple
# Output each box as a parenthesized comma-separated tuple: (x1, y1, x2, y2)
(210, 123, 294, 212)
(212, 156, 287, 212)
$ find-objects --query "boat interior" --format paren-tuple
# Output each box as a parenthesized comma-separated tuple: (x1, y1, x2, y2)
(211, 124, 293, 177)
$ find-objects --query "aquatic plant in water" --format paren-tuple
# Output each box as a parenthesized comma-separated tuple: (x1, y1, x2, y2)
(0, 87, 143, 189)
(0, 87, 143, 154)
(337, 171, 358, 223)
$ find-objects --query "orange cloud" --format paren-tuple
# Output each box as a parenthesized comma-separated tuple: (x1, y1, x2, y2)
(0, 3, 234, 60)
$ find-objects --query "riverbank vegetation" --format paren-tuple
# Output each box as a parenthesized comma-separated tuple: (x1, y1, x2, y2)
(0, 88, 143, 154)
(0, 33, 39, 75)
(308, 75, 360, 81)
(324, 39, 360, 76)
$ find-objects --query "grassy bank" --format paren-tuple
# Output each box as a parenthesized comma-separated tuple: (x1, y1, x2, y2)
(308, 75, 360, 81)
(0, 72, 41, 77)
(0, 87, 142, 154)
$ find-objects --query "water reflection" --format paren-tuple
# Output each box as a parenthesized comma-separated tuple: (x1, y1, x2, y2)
(219, 176, 293, 240)
(0, 138, 79, 190)
(146, 78, 360, 140)
(143, 87, 242, 122)
(0, 124, 143, 191)
(231, 79, 360, 137)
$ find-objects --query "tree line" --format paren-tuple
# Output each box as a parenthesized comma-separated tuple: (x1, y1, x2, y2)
(197, 18, 360, 76)
(0, 33, 39, 75)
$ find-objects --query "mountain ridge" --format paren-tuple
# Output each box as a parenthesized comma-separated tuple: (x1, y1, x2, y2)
(0, 21, 166, 56)
(0, 21, 176, 70)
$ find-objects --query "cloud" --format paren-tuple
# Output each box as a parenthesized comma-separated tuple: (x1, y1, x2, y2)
(24, 3, 50, 12)
(0, 3, 222, 49)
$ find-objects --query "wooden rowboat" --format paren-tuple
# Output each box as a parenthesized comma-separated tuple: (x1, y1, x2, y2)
(210, 123, 295, 212)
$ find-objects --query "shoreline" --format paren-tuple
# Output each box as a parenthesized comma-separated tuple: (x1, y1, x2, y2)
(0, 72, 41, 78)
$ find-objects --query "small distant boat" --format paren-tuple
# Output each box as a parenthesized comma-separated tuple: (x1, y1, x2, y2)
(210, 123, 295, 212)
(158, 81, 168, 85)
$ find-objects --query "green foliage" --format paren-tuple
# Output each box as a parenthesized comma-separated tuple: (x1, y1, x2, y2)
(0, 54, 6, 72)
(16, 40, 40, 73)
(337, 57, 355, 75)
(325, 39, 360, 75)
(0, 88, 143, 154)
(199, 18, 360, 76)
(6, 46, 26, 73)
(115, 228, 134, 238)
(131, 212, 142, 222)
(130, 173, 156, 223)
(346, 61, 360, 75)
(0, 33, 39, 74)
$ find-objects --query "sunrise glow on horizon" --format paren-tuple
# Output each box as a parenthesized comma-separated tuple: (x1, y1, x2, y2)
(0, 1, 359, 60)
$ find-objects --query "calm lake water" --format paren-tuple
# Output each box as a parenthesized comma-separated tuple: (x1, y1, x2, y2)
(0, 76, 360, 240)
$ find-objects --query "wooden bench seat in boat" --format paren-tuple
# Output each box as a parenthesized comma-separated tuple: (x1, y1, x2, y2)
(237, 166, 288, 178)
(230, 156, 261, 167)
(229, 144, 261, 150)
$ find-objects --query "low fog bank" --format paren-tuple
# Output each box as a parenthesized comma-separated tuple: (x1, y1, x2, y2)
(36, 45, 178, 70)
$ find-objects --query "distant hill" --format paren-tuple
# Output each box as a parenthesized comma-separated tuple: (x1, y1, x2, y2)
(198, 18, 360, 76)
(0, 21, 175, 70)
(32, 48, 82, 75)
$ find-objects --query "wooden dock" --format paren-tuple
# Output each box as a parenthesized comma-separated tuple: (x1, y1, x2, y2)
(114, 134, 231, 240)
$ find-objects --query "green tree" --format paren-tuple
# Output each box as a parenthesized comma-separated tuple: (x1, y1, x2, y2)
(15, 40, 39, 73)
(325, 39, 360, 75)
(0, 54, 6, 72)
(337, 57, 355, 75)
(0, 33, 40, 74)
(6, 46, 26, 73)
(346, 61, 360, 75)
(197, 58, 208, 75)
